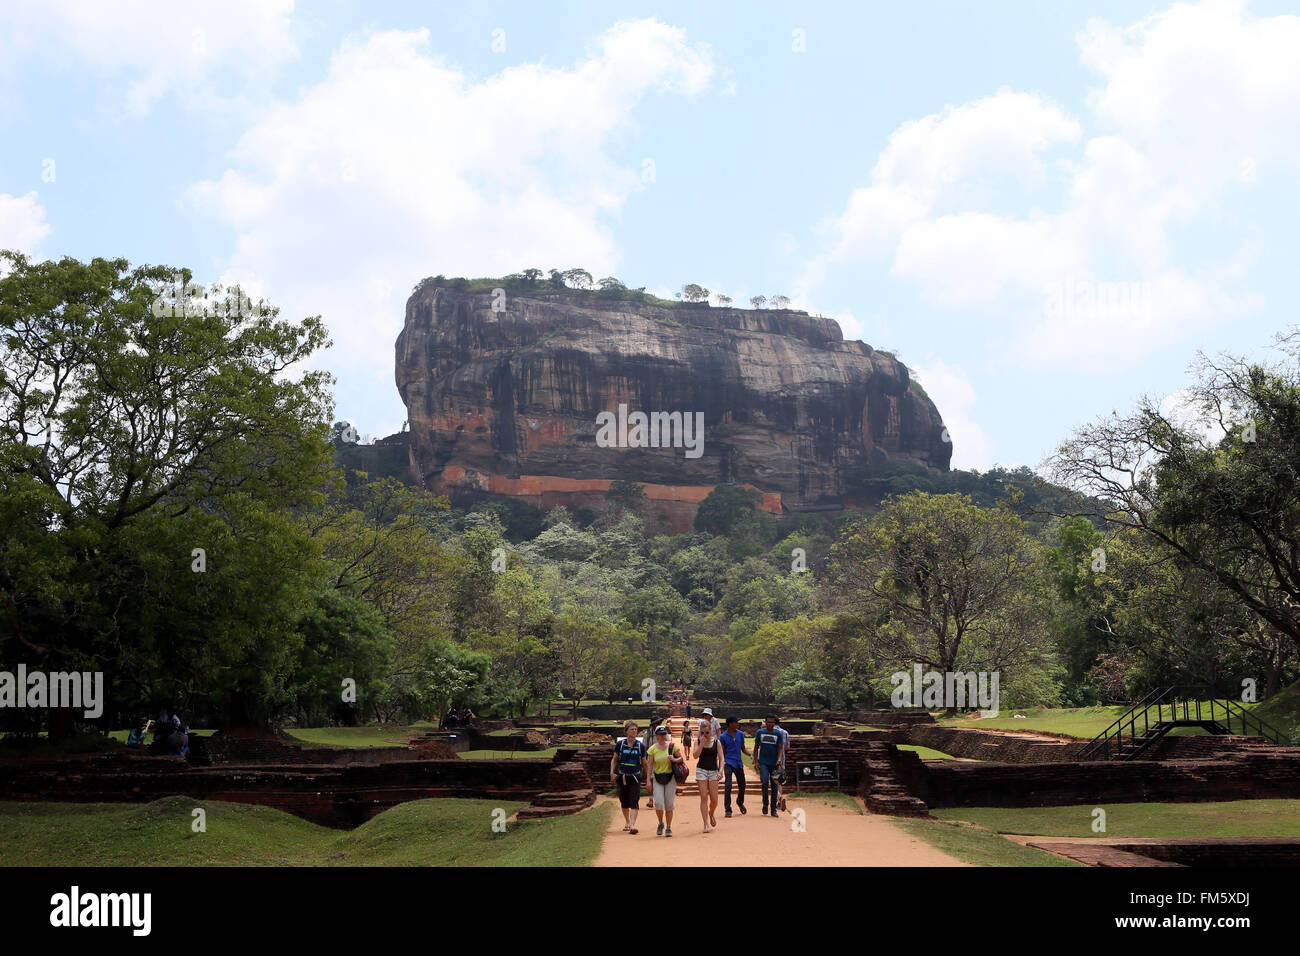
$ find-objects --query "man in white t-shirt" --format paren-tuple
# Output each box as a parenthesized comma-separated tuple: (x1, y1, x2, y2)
(698, 707, 721, 741)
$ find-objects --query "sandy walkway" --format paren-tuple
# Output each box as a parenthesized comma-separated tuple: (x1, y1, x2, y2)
(594, 792, 966, 867)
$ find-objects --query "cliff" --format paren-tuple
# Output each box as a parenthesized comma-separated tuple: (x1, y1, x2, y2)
(394, 284, 950, 525)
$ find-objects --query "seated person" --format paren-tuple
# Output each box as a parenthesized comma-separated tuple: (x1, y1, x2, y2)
(126, 719, 152, 748)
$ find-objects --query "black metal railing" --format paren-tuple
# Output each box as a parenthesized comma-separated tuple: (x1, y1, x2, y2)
(1080, 685, 1289, 760)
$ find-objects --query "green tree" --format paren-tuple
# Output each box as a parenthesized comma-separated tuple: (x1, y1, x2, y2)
(695, 484, 762, 535)
(605, 478, 647, 517)
(827, 493, 1054, 681)
(0, 252, 333, 731)
(549, 612, 619, 714)
(562, 269, 594, 290)
(290, 588, 393, 725)
(1050, 337, 1300, 655)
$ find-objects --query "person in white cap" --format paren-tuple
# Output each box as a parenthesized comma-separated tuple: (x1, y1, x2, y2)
(698, 707, 721, 741)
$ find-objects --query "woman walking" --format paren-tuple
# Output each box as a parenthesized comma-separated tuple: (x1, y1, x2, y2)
(610, 720, 648, 834)
(647, 724, 686, 837)
(692, 722, 723, 832)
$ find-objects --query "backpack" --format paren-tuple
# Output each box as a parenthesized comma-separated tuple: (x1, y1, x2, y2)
(671, 744, 688, 784)
(615, 738, 644, 779)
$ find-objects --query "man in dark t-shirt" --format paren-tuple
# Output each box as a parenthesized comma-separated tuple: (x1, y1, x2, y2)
(751, 714, 785, 817)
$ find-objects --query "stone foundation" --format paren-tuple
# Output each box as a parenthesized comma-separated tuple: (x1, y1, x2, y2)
(0, 750, 552, 828)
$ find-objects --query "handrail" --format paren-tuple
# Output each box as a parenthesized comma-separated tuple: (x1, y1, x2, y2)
(1080, 685, 1288, 760)
(1079, 686, 1172, 760)
(1218, 695, 1289, 744)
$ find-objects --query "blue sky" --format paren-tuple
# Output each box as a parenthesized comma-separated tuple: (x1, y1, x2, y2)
(3, 0, 1299, 471)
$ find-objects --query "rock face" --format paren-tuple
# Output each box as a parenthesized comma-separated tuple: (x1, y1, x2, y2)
(395, 285, 950, 526)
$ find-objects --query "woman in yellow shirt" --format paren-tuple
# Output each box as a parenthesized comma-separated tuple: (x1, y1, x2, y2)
(647, 724, 686, 837)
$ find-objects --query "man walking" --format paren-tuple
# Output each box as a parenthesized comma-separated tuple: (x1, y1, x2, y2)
(698, 707, 721, 741)
(719, 716, 746, 817)
(751, 714, 785, 818)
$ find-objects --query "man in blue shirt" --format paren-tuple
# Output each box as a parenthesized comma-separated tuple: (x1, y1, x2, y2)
(718, 715, 747, 817)
(750, 714, 786, 817)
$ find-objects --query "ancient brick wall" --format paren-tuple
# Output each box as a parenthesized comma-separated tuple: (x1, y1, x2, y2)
(0, 754, 553, 828)
(919, 750, 1300, 809)
(905, 725, 1088, 763)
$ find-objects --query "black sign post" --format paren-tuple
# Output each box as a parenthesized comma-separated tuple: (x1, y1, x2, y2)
(795, 760, 840, 791)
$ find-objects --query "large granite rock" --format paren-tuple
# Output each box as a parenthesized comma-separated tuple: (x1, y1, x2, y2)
(394, 285, 949, 524)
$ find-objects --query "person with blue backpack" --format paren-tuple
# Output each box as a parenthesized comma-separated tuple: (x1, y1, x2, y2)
(610, 720, 649, 834)
(750, 714, 786, 817)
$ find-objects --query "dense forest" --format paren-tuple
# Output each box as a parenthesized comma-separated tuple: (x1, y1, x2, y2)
(3, 253, 1299, 736)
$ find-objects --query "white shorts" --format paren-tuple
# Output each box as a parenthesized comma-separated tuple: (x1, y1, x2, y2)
(695, 768, 720, 782)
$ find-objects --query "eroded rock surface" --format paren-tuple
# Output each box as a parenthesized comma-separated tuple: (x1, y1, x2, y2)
(395, 285, 950, 521)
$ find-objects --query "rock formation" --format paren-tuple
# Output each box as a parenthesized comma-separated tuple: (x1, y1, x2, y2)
(395, 283, 949, 527)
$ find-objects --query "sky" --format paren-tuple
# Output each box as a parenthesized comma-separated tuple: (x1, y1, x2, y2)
(2, 0, 1299, 471)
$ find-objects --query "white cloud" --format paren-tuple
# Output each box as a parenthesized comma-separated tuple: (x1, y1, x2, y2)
(1079, 0, 1300, 193)
(808, 89, 1079, 270)
(803, 0, 1298, 366)
(0, 0, 298, 117)
(187, 20, 716, 424)
(0, 191, 50, 255)
(911, 357, 995, 470)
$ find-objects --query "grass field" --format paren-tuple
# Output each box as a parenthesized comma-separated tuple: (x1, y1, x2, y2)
(936, 706, 1131, 738)
(896, 744, 961, 760)
(1255, 682, 1300, 739)
(897, 817, 1081, 866)
(285, 724, 435, 748)
(460, 748, 560, 760)
(0, 796, 614, 867)
(935, 692, 1300, 742)
(934, 799, 1300, 839)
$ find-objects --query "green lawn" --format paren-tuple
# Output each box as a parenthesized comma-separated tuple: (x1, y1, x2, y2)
(936, 706, 1131, 739)
(897, 818, 1081, 866)
(286, 724, 435, 748)
(934, 799, 1300, 839)
(460, 748, 560, 760)
(934, 693, 1298, 742)
(0, 796, 613, 867)
(1254, 682, 1300, 740)
(896, 744, 961, 761)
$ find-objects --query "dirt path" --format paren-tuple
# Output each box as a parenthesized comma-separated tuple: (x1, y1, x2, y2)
(594, 793, 965, 867)
(595, 737, 965, 867)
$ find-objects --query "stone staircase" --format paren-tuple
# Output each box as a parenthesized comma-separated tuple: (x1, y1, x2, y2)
(654, 715, 760, 798)
(862, 746, 930, 816)
(515, 755, 596, 819)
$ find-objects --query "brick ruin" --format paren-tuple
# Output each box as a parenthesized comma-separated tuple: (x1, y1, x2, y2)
(0, 741, 555, 829)
(4, 722, 1300, 857)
